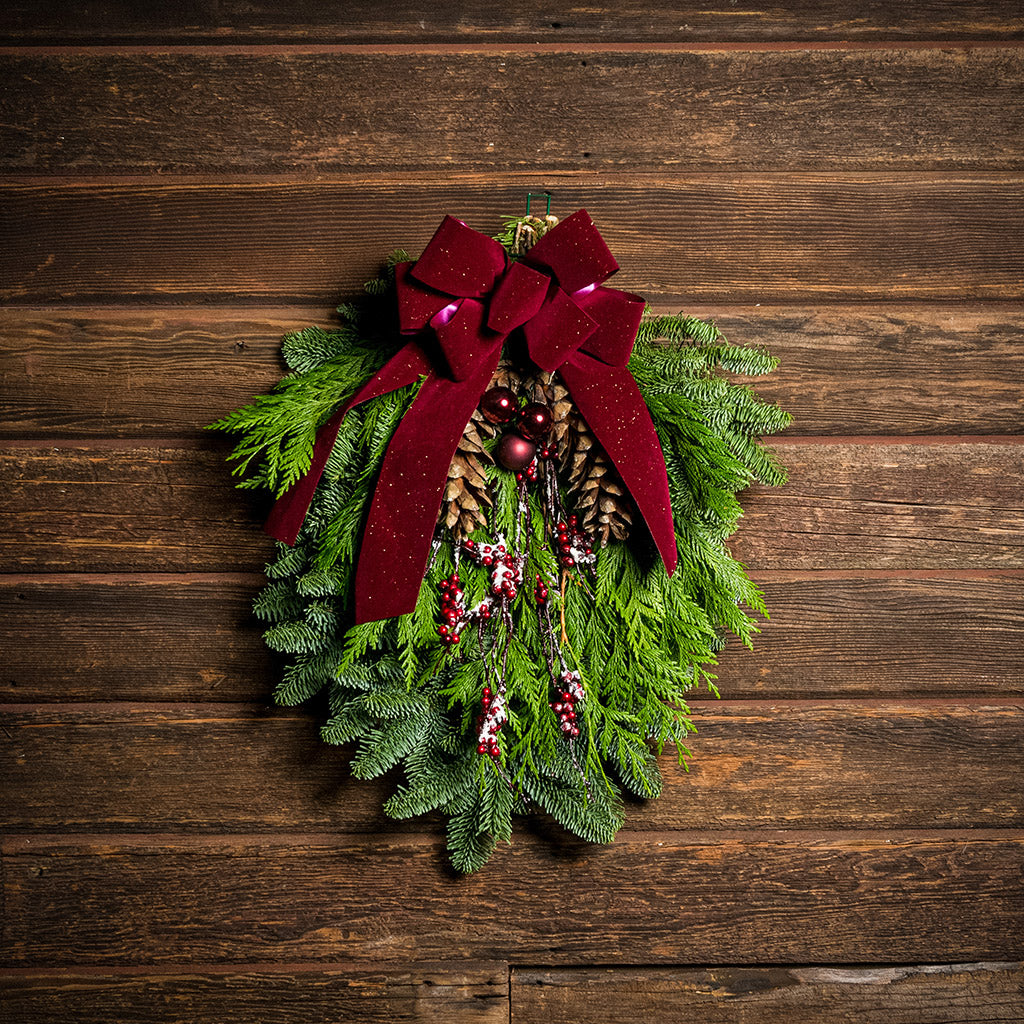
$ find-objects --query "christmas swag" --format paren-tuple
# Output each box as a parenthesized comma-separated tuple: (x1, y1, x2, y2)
(213, 206, 790, 872)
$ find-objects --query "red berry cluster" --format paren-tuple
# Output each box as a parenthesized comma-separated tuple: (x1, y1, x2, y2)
(476, 685, 507, 759)
(462, 537, 524, 602)
(551, 669, 584, 738)
(515, 456, 540, 485)
(436, 572, 465, 646)
(555, 515, 595, 570)
(515, 441, 560, 485)
(437, 573, 493, 646)
(534, 573, 550, 605)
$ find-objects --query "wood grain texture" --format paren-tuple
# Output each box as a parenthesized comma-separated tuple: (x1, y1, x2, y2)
(4, 833, 1022, 965)
(512, 963, 1024, 1024)
(4, 178, 1024, 305)
(0, 445, 276, 572)
(4, 577, 1019, 704)
(0, 964, 509, 1024)
(1, 702, 1020, 832)
(732, 443, 1024, 570)
(3, 306, 1023, 438)
(4, 576, 1022, 703)
(3, 443, 1022, 572)
(0, 579, 273, 702)
(3, 50, 1023, 174)
(2, 3, 1022, 42)
(714, 576, 1024, 699)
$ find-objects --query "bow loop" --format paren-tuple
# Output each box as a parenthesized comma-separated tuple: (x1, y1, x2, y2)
(411, 215, 508, 297)
(431, 299, 504, 383)
(522, 209, 620, 294)
(395, 262, 451, 335)
(522, 289, 599, 372)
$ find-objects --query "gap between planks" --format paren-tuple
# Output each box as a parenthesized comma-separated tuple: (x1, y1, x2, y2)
(4, 170, 1024, 188)
(2, 697, 1022, 713)
(3, 829, 1022, 856)
(1, 436, 1021, 450)
(2, 40, 1024, 57)
(0, 960, 509, 978)
(2, 569, 1022, 583)
(5, 299, 1024, 313)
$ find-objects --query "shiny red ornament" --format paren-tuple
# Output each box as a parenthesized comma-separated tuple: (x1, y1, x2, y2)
(497, 433, 537, 471)
(479, 387, 518, 424)
(517, 402, 553, 440)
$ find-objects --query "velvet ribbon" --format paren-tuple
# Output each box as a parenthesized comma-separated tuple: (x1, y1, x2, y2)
(265, 210, 677, 624)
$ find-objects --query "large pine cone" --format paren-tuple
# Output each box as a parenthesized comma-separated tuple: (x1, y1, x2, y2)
(442, 416, 492, 541)
(566, 416, 634, 546)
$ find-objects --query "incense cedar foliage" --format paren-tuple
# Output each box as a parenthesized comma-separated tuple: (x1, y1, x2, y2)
(213, 239, 790, 873)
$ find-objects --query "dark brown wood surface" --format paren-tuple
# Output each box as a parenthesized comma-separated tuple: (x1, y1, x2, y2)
(4, 833, 1022, 965)
(4, 178, 1024, 305)
(1, 6, 1022, 1023)
(4, 576, 1022, 702)
(0, 964, 509, 1023)
(1, 702, 1020, 831)
(3, 443, 1022, 571)
(3, 3, 1023, 42)
(3, 50, 1023, 173)
(3, 306, 1022, 437)
(512, 963, 1024, 1024)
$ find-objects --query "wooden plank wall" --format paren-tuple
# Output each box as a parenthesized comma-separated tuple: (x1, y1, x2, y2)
(1, 4, 1023, 1021)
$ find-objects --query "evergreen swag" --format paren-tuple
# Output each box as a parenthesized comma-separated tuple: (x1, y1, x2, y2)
(212, 210, 790, 872)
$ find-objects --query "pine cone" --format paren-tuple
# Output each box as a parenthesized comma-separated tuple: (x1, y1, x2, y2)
(510, 214, 559, 256)
(566, 415, 634, 547)
(442, 416, 493, 541)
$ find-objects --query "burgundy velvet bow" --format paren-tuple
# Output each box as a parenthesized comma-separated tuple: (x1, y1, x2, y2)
(266, 210, 677, 624)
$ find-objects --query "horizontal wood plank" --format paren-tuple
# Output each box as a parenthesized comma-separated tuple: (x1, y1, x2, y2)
(0, 579, 273, 702)
(4, 833, 1021, 964)
(511, 962, 1024, 1023)
(3, 3, 1023, 43)
(4, 576, 1021, 702)
(3, 178, 1024, 305)
(0, 964, 509, 1024)
(1, 702, 1020, 832)
(731, 442, 1024, 570)
(3, 50, 1023, 174)
(2, 443, 1022, 572)
(0, 445, 277, 572)
(715, 576, 1024, 698)
(3, 306, 1023, 438)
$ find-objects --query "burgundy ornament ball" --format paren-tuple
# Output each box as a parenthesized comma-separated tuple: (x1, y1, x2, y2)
(479, 387, 518, 424)
(517, 402, 553, 440)
(497, 433, 537, 471)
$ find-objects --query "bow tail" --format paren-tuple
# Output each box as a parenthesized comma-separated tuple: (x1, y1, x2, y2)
(558, 354, 678, 575)
(353, 341, 504, 624)
(265, 343, 432, 546)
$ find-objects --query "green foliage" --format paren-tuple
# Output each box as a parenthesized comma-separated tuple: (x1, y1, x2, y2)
(207, 261, 406, 496)
(212, 252, 788, 874)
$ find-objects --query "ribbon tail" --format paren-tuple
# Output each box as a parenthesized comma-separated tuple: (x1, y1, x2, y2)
(265, 343, 432, 545)
(353, 342, 503, 624)
(558, 355, 678, 575)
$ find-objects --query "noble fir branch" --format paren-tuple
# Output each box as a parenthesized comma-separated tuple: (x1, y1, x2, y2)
(634, 310, 780, 377)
